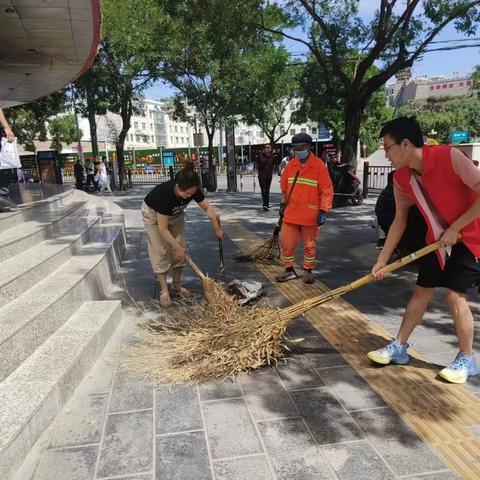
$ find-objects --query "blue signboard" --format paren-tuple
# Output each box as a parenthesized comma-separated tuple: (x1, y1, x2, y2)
(162, 151, 175, 166)
(450, 130, 469, 143)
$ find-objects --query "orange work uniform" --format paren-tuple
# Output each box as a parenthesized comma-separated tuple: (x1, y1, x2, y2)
(279, 153, 333, 269)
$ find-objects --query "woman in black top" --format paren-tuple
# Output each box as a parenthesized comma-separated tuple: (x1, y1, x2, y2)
(142, 168, 223, 306)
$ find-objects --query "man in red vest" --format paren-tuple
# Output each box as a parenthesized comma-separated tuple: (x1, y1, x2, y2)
(367, 117, 480, 384)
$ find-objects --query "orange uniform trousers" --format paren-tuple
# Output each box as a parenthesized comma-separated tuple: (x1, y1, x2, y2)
(280, 222, 319, 270)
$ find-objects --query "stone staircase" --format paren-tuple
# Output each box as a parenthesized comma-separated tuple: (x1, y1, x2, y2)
(0, 188, 126, 479)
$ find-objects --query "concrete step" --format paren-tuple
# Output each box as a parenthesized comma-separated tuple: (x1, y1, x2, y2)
(0, 300, 122, 480)
(0, 201, 87, 262)
(0, 223, 125, 383)
(0, 188, 74, 233)
(0, 212, 101, 308)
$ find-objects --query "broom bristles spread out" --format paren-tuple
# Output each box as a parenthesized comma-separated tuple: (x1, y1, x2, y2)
(238, 228, 281, 263)
(120, 281, 342, 384)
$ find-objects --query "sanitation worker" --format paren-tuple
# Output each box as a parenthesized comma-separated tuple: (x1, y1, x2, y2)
(276, 133, 334, 284)
(142, 167, 223, 306)
(368, 116, 480, 384)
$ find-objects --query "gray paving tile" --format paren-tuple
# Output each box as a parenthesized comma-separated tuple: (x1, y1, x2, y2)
(316, 366, 386, 411)
(156, 384, 202, 434)
(50, 393, 107, 448)
(244, 390, 298, 421)
(156, 432, 211, 480)
(288, 337, 347, 369)
(110, 382, 153, 413)
(285, 317, 321, 338)
(323, 441, 395, 480)
(97, 411, 153, 478)
(101, 475, 152, 480)
(34, 445, 97, 480)
(258, 418, 334, 480)
(214, 456, 273, 480)
(275, 361, 325, 390)
(199, 379, 242, 401)
(290, 388, 363, 444)
(202, 398, 262, 459)
(238, 369, 285, 395)
(352, 408, 447, 476)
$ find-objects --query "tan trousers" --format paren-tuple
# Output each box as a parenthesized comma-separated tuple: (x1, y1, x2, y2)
(141, 201, 186, 274)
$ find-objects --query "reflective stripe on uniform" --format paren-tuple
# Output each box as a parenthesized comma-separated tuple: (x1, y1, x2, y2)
(288, 177, 318, 187)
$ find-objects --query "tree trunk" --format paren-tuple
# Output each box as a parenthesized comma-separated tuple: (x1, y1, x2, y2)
(86, 89, 99, 160)
(117, 97, 132, 190)
(206, 130, 217, 192)
(341, 101, 365, 166)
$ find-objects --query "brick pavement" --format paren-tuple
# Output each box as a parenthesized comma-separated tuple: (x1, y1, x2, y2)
(13, 185, 462, 480)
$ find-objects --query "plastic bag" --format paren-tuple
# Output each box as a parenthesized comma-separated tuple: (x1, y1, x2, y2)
(225, 279, 263, 305)
(0, 138, 21, 169)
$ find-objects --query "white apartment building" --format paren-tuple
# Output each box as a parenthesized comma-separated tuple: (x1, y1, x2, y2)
(68, 97, 330, 155)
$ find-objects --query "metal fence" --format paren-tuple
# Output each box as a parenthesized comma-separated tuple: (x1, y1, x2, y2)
(362, 162, 394, 196)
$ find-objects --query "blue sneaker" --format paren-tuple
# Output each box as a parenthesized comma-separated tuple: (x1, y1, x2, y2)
(367, 338, 409, 365)
(439, 352, 480, 384)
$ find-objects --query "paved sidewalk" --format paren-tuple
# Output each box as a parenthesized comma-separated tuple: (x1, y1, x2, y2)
(14, 186, 464, 480)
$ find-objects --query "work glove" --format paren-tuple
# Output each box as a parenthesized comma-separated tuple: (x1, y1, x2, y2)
(317, 210, 327, 226)
(279, 202, 286, 219)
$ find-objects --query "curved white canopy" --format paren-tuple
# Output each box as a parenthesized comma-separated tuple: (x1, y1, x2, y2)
(0, 0, 101, 108)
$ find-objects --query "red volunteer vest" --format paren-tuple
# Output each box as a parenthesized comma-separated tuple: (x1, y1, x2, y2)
(394, 145, 480, 267)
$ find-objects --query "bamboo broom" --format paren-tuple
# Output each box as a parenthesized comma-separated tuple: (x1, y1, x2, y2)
(185, 254, 234, 307)
(122, 241, 443, 383)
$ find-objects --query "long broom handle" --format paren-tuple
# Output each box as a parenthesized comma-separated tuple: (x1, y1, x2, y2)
(346, 239, 443, 292)
(185, 254, 208, 281)
(276, 240, 446, 322)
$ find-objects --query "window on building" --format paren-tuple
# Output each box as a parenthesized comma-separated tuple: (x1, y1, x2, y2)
(175, 136, 179, 143)
(134, 122, 138, 129)
(430, 86, 434, 90)
(151, 135, 155, 142)
(290, 104, 295, 111)
(136, 135, 141, 142)
(149, 111, 153, 118)
(311, 127, 317, 135)
(171, 136, 174, 143)
(150, 123, 153, 130)
(290, 129, 296, 135)
(467, 80, 472, 87)
(436, 85, 441, 90)
(280, 128, 286, 136)
(442, 84, 447, 89)
(449, 84, 454, 88)
(180, 126, 184, 133)
(301, 128, 307, 133)
(280, 117, 285, 124)
(460, 82, 464, 86)
(175, 126, 178, 132)
(170, 125, 173, 132)
(142, 122, 146, 129)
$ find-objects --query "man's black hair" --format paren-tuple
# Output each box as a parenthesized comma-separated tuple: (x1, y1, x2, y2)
(379, 116, 424, 148)
(175, 168, 201, 191)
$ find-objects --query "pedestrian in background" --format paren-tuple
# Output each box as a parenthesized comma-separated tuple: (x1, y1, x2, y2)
(257, 144, 275, 211)
(0, 108, 16, 211)
(276, 133, 333, 284)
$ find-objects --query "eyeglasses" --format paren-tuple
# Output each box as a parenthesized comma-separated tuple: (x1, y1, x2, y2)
(383, 143, 397, 153)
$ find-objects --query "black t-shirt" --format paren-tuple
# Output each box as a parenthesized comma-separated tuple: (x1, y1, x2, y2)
(144, 180, 205, 217)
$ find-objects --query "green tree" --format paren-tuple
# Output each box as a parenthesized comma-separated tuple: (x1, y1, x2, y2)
(161, 0, 287, 190)
(72, 56, 110, 161)
(235, 46, 303, 147)
(398, 95, 480, 143)
(5, 91, 68, 152)
(100, 0, 170, 188)
(254, 0, 480, 164)
(296, 59, 392, 157)
(48, 114, 82, 152)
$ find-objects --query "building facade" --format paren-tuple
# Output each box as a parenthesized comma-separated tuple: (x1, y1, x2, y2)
(388, 74, 474, 107)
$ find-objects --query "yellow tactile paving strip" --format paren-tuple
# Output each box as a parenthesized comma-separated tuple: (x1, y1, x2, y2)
(222, 217, 480, 479)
